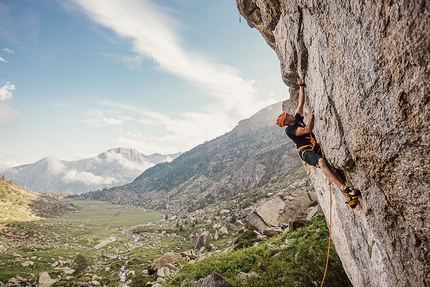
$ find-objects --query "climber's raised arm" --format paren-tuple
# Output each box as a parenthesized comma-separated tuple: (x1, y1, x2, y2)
(295, 106, 314, 136)
(297, 78, 305, 116)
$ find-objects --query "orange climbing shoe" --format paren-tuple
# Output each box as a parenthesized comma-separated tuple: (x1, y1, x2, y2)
(346, 196, 359, 209)
(345, 187, 361, 197)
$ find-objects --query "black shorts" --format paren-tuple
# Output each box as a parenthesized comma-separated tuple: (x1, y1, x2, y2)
(300, 149, 323, 168)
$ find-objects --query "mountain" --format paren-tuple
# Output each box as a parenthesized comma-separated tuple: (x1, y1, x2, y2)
(3, 148, 181, 194)
(0, 176, 76, 223)
(78, 101, 307, 214)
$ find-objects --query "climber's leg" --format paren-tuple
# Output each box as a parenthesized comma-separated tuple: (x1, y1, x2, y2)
(317, 158, 350, 200)
(301, 152, 360, 207)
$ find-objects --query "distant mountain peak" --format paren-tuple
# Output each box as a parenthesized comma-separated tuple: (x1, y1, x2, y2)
(4, 148, 181, 194)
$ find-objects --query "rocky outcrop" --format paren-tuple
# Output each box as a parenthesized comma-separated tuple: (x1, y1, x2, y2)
(36, 272, 57, 287)
(148, 252, 182, 274)
(189, 272, 229, 287)
(237, 1, 429, 286)
(245, 190, 316, 235)
(194, 230, 212, 250)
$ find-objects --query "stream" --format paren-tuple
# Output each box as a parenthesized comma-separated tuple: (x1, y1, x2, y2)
(114, 211, 163, 284)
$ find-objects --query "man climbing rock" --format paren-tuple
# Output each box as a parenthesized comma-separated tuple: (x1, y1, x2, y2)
(276, 78, 361, 208)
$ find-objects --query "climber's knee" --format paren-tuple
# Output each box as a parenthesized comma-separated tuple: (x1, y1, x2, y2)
(317, 157, 328, 169)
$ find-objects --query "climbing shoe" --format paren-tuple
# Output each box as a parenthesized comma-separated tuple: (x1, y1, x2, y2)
(346, 196, 359, 209)
(344, 187, 361, 197)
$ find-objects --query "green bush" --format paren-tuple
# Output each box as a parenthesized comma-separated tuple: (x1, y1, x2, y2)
(232, 231, 260, 251)
(72, 254, 89, 276)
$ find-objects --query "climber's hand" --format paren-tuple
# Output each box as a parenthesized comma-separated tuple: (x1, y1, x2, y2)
(297, 78, 305, 86)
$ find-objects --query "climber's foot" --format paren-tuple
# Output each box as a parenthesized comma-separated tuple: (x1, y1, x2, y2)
(344, 187, 361, 197)
(346, 196, 359, 209)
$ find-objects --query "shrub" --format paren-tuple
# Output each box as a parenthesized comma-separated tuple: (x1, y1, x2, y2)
(72, 254, 89, 276)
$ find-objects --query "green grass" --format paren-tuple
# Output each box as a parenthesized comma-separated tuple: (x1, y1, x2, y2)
(0, 199, 164, 286)
(163, 214, 352, 287)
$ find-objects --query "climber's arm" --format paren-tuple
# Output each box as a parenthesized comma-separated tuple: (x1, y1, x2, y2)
(297, 78, 305, 116)
(295, 106, 314, 136)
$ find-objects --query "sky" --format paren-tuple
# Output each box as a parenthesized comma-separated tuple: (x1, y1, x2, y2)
(0, 0, 288, 168)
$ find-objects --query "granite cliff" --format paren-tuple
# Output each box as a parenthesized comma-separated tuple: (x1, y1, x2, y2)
(237, 1, 429, 286)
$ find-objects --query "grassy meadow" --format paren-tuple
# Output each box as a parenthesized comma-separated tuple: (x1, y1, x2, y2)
(0, 199, 185, 286)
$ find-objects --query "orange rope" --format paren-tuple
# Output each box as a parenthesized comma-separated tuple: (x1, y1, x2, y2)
(320, 180, 333, 287)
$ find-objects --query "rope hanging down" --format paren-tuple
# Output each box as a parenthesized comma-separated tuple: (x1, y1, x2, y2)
(320, 179, 333, 287)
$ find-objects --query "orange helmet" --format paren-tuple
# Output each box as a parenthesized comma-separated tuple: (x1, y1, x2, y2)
(276, 112, 287, 127)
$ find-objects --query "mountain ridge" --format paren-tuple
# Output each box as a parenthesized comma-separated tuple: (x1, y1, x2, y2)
(2, 148, 181, 194)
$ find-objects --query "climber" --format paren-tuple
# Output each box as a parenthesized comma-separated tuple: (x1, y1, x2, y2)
(276, 78, 361, 208)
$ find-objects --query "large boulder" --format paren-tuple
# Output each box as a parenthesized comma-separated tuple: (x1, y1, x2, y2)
(37, 272, 57, 287)
(148, 252, 182, 274)
(194, 230, 212, 250)
(245, 191, 316, 235)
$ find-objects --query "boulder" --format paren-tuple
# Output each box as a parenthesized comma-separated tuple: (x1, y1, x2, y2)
(181, 249, 198, 260)
(189, 272, 229, 287)
(156, 266, 171, 278)
(37, 272, 57, 287)
(245, 193, 313, 235)
(213, 230, 219, 241)
(219, 209, 230, 217)
(236, 271, 260, 281)
(219, 226, 228, 235)
(194, 230, 212, 250)
(6, 277, 21, 287)
(148, 252, 181, 274)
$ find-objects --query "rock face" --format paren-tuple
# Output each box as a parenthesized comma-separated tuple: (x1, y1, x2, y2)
(237, 1, 429, 287)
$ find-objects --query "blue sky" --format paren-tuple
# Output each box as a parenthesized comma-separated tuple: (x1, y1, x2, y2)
(0, 0, 288, 168)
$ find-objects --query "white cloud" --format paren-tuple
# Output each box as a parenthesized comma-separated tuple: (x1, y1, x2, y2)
(0, 82, 15, 101)
(114, 137, 179, 155)
(71, 0, 266, 119)
(47, 157, 66, 175)
(63, 169, 117, 185)
(4, 48, 14, 54)
(113, 111, 233, 155)
(105, 151, 152, 171)
(0, 102, 20, 125)
(83, 110, 132, 127)
(101, 100, 235, 153)
(0, 57, 6, 63)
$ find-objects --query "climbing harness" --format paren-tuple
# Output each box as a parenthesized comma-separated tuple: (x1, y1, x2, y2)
(320, 179, 333, 287)
(296, 133, 324, 163)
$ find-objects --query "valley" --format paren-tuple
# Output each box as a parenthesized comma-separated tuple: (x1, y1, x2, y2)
(0, 199, 171, 286)
(0, 164, 352, 287)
